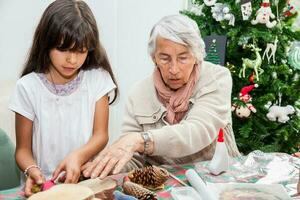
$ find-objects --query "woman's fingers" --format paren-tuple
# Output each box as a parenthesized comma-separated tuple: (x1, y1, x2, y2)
(99, 157, 119, 179)
(81, 161, 92, 171)
(90, 155, 109, 179)
(113, 155, 131, 175)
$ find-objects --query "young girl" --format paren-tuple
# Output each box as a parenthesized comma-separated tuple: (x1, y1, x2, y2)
(9, 0, 118, 196)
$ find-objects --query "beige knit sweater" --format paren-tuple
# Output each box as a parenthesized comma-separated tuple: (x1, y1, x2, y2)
(122, 61, 240, 166)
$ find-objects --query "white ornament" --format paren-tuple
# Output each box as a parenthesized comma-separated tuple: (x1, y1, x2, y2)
(190, 3, 205, 16)
(204, 0, 217, 7)
(241, 0, 252, 20)
(262, 36, 278, 64)
(223, 7, 230, 13)
(251, 0, 277, 28)
(211, 3, 235, 26)
(272, 71, 277, 79)
(266, 105, 295, 123)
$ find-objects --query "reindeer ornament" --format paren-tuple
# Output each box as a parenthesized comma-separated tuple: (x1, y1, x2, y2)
(263, 37, 278, 64)
(239, 44, 264, 81)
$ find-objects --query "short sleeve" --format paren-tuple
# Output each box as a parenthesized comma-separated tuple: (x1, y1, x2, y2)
(92, 69, 116, 101)
(9, 80, 35, 121)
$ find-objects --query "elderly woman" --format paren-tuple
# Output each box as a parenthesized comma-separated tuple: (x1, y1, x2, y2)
(83, 14, 240, 179)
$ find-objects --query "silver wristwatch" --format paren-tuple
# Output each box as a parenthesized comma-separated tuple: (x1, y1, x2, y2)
(141, 132, 151, 155)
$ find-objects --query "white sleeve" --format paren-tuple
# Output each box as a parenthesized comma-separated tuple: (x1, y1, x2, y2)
(9, 80, 35, 121)
(93, 69, 116, 101)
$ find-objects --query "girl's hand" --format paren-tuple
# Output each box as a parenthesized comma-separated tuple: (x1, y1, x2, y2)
(52, 151, 83, 183)
(83, 133, 143, 179)
(25, 168, 45, 197)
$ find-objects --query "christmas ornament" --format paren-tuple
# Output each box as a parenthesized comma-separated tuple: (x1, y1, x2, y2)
(232, 84, 258, 118)
(295, 99, 300, 117)
(272, 71, 277, 79)
(239, 44, 263, 81)
(189, 3, 204, 16)
(262, 36, 278, 64)
(266, 105, 295, 123)
(204, 35, 227, 66)
(211, 3, 235, 26)
(248, 72, 255, 83)
(205, 39, 221, 65)
(251, 0, 277, 28)
(127, 166, 169, 190)
(226, 62, 237, 74)
(240, 0, 252, 20)
(123, 181, 157, 200)
(288, 41, 300, 70)
(239, 84, 258, 103)
(208, 128, 229, 175)
(283, 0, 297, 17)
(204, 0, 217, 7)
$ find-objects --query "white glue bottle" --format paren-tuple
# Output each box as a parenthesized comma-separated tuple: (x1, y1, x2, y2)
(208, 128, 229, 175)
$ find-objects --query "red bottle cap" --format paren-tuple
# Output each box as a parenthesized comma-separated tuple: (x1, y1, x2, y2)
(217, 128, 224, 142)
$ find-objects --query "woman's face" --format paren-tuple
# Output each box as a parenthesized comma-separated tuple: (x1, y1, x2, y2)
(153, 38, 197, 90)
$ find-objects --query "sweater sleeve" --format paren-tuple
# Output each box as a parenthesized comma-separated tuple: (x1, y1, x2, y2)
(150, 68, 233, 158)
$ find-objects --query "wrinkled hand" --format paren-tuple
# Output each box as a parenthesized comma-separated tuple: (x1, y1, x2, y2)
(25, 168, 46, 197)
(52, 151, 83, 183)
(83, 133, 142, 179)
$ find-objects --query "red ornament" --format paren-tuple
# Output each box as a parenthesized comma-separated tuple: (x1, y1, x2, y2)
(248, 72, 255, 83)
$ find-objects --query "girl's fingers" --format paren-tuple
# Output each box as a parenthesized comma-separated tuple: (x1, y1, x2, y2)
(24, 178, 34, 197)
(52, 163, 64, 181)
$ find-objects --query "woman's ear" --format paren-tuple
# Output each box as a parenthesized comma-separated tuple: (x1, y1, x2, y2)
(152, 56, 158, 66)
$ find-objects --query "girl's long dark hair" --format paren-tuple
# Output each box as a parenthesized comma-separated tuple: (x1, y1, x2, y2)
(22, 0, 118, 104)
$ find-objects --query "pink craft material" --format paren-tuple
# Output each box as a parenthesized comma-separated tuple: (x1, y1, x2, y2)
(42, 179, 55, 191)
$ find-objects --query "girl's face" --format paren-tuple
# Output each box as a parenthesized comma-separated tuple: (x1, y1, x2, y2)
(48, 48, 88, 83)
(153, 38, 197, 90)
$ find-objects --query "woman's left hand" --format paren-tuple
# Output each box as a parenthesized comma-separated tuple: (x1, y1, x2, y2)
(83, 133, 143, 179)
(52, 151, 83, 183)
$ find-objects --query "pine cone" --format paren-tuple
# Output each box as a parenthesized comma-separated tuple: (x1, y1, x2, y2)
(123, 181, 157, 200)
(128, 165, 169, 190)
(31, 184, 42, 194)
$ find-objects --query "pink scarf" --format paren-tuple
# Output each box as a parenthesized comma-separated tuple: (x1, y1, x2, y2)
(153, 65, 200, 124)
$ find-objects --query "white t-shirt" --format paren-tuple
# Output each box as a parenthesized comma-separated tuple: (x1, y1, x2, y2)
(9, 68, 116, 181)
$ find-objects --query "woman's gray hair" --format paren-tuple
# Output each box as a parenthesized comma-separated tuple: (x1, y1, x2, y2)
(148, 14, 206, 63)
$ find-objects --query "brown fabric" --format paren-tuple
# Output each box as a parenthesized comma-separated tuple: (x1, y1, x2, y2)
(153, 65, 200, 124)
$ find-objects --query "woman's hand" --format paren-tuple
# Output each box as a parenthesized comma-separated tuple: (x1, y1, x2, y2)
(24, 168, 45, 197)
(83, 133, 143, 179)
(52, 151, 84, 183)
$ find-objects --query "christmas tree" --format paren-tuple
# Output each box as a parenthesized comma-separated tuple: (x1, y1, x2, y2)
(183, 0, 300, 154)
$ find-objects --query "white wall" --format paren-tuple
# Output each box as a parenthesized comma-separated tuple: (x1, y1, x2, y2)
(0, 0, 186, 143)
